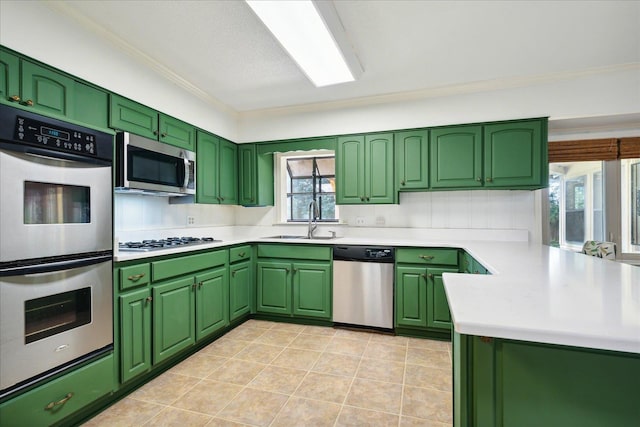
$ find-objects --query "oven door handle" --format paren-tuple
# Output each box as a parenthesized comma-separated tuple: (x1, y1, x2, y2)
(0, 253, 112, 277)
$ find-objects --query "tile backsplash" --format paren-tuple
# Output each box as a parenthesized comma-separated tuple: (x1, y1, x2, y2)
(116, 190, 540, 242)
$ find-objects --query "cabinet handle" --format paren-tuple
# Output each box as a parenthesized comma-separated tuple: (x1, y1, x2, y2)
(198, 282, 203, 289)
(285, 268, 290, 273)
(476, 177, 482, 182)
(192, 283, 197, 291)
(365, 196, 370, 202)
(45, 392, 73, 410)
(145, 296, 153, 304)
(161, 133, 167, 138)
(238, 252, 245, 257)
(479, 336, 493, 344)
(23, 99, 34, 107)
(220, 197, 224, 201)
(153, 130, 159, 136)
(420, 273, 427, 280)
(231, 271, 236, 277)
(486, 177, 493, 182)
(428, 273, 434, 279)
(419, 255, 434, 261)
(360, 196, 365, 201)
(8, 95, 20, 102)
(127, 273, 146, 282)
(292, 268, 297, 274)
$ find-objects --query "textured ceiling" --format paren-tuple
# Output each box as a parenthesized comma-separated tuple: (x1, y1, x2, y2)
(56, 0, 639, 113)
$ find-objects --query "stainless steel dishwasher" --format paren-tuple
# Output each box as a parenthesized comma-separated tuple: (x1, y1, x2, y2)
(332, 246, 395, 330)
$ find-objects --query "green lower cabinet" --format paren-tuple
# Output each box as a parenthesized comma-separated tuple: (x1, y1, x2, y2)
(395, 266, 428, 328)
(195, 266, 228, 340)
(256, 261, 292, 315)
(455, 334, 640, 427)
(257, 259, 331, 320)
(427, 268, 457, 330)
(153, 276, 196, 364)
(0, 354, 114, 427)
(120, 288, 152, 383)
(230, 260, 253, 321)
(292, 262, 331, 319)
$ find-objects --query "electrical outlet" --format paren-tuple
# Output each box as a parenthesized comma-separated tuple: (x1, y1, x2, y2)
(375, 216, 386, 226)
(186, 216, 195, 226)
(355, 217, 365, 226)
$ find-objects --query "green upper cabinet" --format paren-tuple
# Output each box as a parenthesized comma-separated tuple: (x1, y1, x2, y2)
(431, 125, 483, 189)
(395, 130, 429, 191)
(20, 61, 75, 118)
(0, 49, 19, 104)
(238, 143, 274, 206)
(74, 82, 109, 129)
(109, 94, 195, 150)
(431, 119, 547, 190)
(484, 119, 546, 188)
(197, 131, 238, 204)
(336, 133, 395, 204)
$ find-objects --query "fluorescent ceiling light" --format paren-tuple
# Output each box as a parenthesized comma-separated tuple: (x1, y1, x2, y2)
(246, 0, 360, 87)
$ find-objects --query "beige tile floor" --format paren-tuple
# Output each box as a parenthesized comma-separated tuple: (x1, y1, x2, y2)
(84, 320, 453, 427)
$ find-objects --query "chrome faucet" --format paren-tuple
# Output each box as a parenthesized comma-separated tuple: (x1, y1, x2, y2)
(308, 199, 319, 239)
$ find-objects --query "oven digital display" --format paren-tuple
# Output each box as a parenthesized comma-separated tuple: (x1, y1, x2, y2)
(40, 126, 70, 141)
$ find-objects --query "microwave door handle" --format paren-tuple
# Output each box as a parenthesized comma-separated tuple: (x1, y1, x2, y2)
(182, 155, 190, 189)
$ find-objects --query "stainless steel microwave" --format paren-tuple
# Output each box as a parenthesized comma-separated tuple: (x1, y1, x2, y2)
(115, 132, 195, 196)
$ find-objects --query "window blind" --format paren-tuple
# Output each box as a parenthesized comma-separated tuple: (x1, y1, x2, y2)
(549, 137, 639, 162)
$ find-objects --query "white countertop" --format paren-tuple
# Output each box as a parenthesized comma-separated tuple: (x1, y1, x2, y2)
(113, 228, 640, 354)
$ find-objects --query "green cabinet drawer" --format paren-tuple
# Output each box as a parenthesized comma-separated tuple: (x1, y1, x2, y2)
(396, 248, 459, 266)
(119, 263, 151, 291)
(230, 245, 252, 263)
(0, 354, 114, 427)
(152, 250, 228, 281)
(257, 244, 331, 261)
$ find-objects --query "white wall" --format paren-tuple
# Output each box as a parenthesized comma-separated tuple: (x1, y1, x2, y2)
(0, 0, 238, 140)
(238, 66, 640, 142)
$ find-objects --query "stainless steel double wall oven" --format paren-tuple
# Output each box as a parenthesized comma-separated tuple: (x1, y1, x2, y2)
(0, 104, 114, 396)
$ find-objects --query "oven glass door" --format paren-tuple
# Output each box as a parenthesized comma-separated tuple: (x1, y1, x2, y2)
(0, 149, 112, 263)
(0, 258, 112, 391)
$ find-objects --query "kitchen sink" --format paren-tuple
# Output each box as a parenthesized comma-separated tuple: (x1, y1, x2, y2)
(264, 235, 339, 240)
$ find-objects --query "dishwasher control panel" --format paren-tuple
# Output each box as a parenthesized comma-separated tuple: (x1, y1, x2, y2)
(333, 246, 395, 263)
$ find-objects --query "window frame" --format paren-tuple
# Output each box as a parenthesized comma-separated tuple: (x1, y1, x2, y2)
(275, 151, 339, 224)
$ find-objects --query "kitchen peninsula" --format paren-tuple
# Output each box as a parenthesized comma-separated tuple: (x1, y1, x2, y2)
(113, 228, 640, 427)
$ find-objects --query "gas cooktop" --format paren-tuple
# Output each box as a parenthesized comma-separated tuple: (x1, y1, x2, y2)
(118, 237, 220, 252)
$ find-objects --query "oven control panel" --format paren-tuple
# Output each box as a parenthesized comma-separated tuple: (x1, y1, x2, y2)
(14, 115, 98, 156)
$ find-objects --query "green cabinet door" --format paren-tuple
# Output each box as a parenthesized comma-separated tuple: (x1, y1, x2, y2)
(365, 133, 395, 203)
(119, 288, 152, 383)
(230, 260, 252, 321)
(484, 120, 544, 188)
(195, 266, 228, 341)
(395, 265, 428, 328)
(431, 125, 483, 188)
(292, 262, 331, 319)
(219, 138, 238, 204)
(196, 130, 220, 204)
(256, 260, 291, 315)
(21, 61, 75, 118)
(159, 113, 195, 150)
(153, 276, 196, 364)
(238, 144, 257, 205)
(336, 135, 366, 203)
(0, 49, 19, 104)
(109, 94, 158, 139)
(396, 130, 429, 190)
(427, 267, 457, 330)
(73, 82, 109, 129)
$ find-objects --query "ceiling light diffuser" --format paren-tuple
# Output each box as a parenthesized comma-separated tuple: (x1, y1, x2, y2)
(246, 0, 360, 87)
